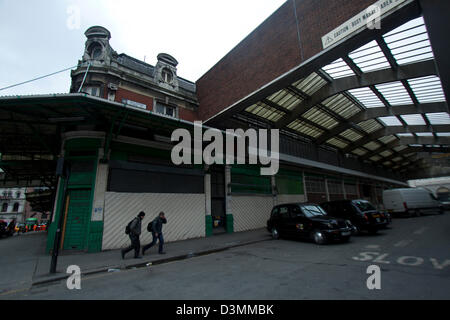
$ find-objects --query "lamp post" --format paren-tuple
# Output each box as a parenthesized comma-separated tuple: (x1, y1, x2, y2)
(50, 157, 70, 274)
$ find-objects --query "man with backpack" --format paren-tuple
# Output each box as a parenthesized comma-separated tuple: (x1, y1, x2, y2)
(142, 211, 167, 255)
(121, 211, 145, 259)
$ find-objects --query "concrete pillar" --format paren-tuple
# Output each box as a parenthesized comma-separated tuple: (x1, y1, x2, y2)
(204, 172, 212, 237)
(325, 178, 330, 202)
(342, 180, 347, 200)
(224, 165, 233, 233)
(271, 175, 277, 207)
(302, 171, 308, 202)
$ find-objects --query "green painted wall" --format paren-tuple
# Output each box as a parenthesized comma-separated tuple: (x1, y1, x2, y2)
(230, 165, 272, 194)
(47, 137, 102, 253)
(276, 169, 304, 195)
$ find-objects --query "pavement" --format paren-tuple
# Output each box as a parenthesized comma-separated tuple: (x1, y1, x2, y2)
(0, 227, 271, 294)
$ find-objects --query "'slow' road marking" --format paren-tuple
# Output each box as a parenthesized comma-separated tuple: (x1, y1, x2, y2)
(394, 240, 413, 247)
(413, 227, 428, 235)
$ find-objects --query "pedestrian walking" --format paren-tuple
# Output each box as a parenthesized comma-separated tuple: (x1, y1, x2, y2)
(121, 211, 145, 259)
(142, 212, 167, 255)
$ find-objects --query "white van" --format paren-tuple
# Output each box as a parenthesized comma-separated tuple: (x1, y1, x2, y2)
(383, 188, 443, 217)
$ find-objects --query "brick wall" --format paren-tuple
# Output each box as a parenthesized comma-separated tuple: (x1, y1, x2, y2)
(196, 0, 376, 122)
(114, 87, 154, 111)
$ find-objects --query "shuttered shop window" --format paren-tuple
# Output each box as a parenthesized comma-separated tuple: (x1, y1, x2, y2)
(327, 180, 343, 194)
(231, 166, 271, 194)
(276, 170, 304, 195)
(108, 168, 204, 193)
(305, 176, 326, 193)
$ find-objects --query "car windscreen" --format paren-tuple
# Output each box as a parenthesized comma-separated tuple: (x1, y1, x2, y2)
(301, 205, 328, 218)
(353, 200, 376, 212)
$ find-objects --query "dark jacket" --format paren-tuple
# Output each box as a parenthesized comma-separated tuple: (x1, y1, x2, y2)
(129, 217, 142, 236)
(152, 216, 167, 234)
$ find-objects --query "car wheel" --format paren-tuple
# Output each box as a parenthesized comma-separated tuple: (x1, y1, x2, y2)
(312, 230, 326, 245)
(271, 228, 280, 240)
(341, 236, 350, 243)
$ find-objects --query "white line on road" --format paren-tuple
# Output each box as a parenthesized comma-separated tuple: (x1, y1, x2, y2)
(394, 240, 413, 248)
(365, 245, 381, 249)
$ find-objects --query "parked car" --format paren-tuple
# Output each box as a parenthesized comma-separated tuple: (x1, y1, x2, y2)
(266, 203, 353, 245)
(383, 188, 443, 217)
(321, 199, 389, 234)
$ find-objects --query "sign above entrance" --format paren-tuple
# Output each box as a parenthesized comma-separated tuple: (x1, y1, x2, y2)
(321, 0, 408, 49)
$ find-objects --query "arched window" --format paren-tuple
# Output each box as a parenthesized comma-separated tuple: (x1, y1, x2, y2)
(161, 68, 173, 83)
(12, 203, 19, 212)
(2, 203, 8, 212)
(88, 42, 103, 60)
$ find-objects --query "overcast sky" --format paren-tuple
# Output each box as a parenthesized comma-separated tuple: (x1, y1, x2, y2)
(0, 0, 286, 96)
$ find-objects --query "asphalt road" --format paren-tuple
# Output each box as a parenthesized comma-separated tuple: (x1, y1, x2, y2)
(3, 213, 450, 300)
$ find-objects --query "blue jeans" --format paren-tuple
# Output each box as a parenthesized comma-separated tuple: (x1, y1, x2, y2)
(143, 232, 164, 253)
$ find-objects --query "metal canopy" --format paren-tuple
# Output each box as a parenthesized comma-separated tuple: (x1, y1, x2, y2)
(207, 13, 449, 177)
(0, 94, 194, 187)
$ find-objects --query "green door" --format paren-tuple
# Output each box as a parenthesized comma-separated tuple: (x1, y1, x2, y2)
(63, 189, 91, 250)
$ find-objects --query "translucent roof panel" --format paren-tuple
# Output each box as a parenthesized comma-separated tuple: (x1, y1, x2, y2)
(322, 94, 361, 119)
(400, 114, 426, 126)
(364, 141, 382, 151)
(393, 145, 408, 152)
(415, 132, 434, 137)
(358, 119, 384, 133)
(383, 161, 393, 166)
(287, 120, 324, 138)
(347, 87, 385, 108)
(245, 102, 286, 122)
(436, 133, 450, 137)
(292, 72, 327, 96)
(380, 150, 393, 157)
(378, 135, 397, 144)
(426, 113, 450, 125)
(340, 129, 363, 142)
(378, 116, 403, 126)
(392, 157, 403, 162)
(407, 76, 446, 103)
(397, 133, 414, 137)
(370, 155, 382, 162)
(375, 82, 413, 106)
(352, 148, 368, 156)
(383, 17, 433, 66)
(327, 138, 348, 149)
(321, 58, 355, 79)
(302, 107, 339, 129)
(266, 89, 302, 111)
(348, 40, 390, 73)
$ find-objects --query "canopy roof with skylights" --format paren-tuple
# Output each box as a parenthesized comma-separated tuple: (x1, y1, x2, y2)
(207, 15, 449, 178)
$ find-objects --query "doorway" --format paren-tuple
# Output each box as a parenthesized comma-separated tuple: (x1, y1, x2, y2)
(62, 189, 91, 251)
(210, 165, 226, 234)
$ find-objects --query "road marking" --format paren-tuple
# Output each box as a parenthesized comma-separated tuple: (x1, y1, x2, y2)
(394, 240, 413, 247)
(365, 245, 380, 249)
(0, 287, 29, 296)
(413, 227, 428, 235)
(352, 252, 449, 270)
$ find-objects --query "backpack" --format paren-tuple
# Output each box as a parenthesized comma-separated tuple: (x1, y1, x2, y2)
(147, 220, 154, 232)
(125, 218, 135, 235)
